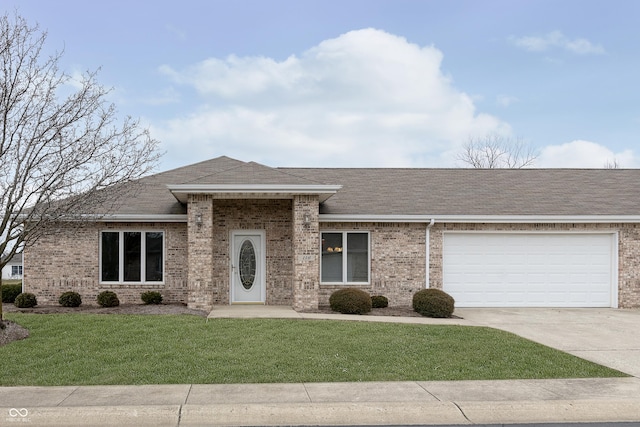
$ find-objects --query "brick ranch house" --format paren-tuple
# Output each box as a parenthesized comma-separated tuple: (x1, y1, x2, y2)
(24, 156, 640, 310)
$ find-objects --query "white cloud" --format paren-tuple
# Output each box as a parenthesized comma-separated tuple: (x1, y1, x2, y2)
(537, 140, 636, 168)
(509, 31, 605, 55)
(154, 28, 508, 168)
(496, 95, 518, 107)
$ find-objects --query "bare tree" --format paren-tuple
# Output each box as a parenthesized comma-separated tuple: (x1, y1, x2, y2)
(604, 159, 620, 169)
(0, 13, 160, 320)
(457, 134, 538, 168)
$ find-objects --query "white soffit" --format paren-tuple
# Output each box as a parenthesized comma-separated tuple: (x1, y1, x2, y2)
(168, 184, 342, 203)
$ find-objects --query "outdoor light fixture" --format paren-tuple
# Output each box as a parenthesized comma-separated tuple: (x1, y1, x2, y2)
(303, 213, 311, 225)
(195, 213, 203, 227)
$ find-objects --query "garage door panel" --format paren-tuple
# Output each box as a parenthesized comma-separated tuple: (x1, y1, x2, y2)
(443, 233, 614, 308)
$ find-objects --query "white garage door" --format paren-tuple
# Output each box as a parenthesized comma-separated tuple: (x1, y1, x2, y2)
(443, 233, 615, 307)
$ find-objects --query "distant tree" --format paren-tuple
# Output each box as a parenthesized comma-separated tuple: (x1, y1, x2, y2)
(0, 13, 160, 321)
(457, 134, 538, 168)
(604, 159, 620, 169)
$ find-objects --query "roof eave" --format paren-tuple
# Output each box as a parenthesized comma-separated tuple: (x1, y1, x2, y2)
(167, 184, 343, 203)
(319, 214, 640, 224)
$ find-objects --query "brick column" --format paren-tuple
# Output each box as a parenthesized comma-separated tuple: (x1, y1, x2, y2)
(187, 194, 215, 310)
(292, 195, 320, 311)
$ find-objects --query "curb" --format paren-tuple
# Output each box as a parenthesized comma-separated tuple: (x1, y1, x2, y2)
(3, 400, 640, 426)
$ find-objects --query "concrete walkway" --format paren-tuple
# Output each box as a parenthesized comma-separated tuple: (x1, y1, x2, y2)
(1, 306, 639, 426)
(456, 307, 640, 378)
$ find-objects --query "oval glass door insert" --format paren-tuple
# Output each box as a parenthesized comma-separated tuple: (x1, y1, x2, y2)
(239, 239, 256, 290)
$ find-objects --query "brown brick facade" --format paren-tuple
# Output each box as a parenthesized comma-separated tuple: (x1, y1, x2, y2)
(23, 215, 640, 310)
(187, 197, 295, 309)
(24, 222, 188, 305)
(317, 222, 427, 308)
(292, 195, 320, 311)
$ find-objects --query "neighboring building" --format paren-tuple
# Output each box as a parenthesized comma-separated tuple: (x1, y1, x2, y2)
(23, 156, 640, 310)
(2, 253, 23, 280)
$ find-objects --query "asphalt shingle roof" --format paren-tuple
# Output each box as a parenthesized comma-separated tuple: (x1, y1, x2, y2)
(283, 167, 640, 216)
(102, 156, 640, 218)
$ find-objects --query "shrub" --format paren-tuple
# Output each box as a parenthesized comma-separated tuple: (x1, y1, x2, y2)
(329, 288, 372, 315)
(2, 284, 22, 303)
(59, 291, 82, 307)
(371, 295, 389, 308)
(412, 288, 455, 318)
(141, 291, 163, 305)
(97, 291, 120, 308)
(14, 292, 37, 308)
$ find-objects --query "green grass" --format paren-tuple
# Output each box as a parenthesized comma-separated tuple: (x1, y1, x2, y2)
(0, 313, 626, 386)
(1, 279, 22, 286)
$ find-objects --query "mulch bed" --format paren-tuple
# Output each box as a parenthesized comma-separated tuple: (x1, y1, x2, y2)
(0, 320, 30, 347)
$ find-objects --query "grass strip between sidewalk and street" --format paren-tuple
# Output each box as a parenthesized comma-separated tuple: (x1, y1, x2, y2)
(1, 313, 626, 386)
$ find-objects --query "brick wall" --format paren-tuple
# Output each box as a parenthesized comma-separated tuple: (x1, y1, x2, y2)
(292, 195, 320, 311)
(317, 222, 427, 308)
(23, 216, 640, 310)
(616, 224, 640, 308)
(188, 198, 294, 309)
(187, 194, 215, 309)
(24, 221, 188, 305)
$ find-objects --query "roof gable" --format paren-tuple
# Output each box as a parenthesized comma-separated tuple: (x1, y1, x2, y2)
(183, 161, 324, 186)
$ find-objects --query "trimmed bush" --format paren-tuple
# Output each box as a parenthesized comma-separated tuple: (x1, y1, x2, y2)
(97, 291, 120, 308)
(413, 288, 455, 318)
(371, 295, 389, 308)
(329, 288, 372, 315)
(2, 284, 22, 303)
(141, 291, 163, 305)
(59, 291, 82, 307)
(14, 292, 37, 308)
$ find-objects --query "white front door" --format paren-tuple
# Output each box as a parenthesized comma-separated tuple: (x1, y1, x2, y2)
(231, 231, 266, 304)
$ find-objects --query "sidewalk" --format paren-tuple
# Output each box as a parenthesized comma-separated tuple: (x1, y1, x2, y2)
(2, 307, 639, 426)
(2, 378, 640, 426)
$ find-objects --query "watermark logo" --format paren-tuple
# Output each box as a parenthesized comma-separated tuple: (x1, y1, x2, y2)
(6, 408, 30, 423)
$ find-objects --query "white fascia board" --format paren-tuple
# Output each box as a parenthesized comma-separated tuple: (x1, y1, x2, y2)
(89, 214, 187, 223)
(168, 184, 342, 203)
(319, 214, 640, 224)
(101, 214, 188, 223)
(21, 214, 188, 223)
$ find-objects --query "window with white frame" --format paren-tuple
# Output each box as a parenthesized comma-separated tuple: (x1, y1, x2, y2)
(101, 231, 164, 283)
(11, 265, 22, 276)
(321, 231, 369, 284)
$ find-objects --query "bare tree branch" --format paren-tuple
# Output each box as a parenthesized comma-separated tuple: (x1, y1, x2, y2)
(604, 159, 620, 169)
(457, 134, 538, 168)
(0, 12, 161, 320)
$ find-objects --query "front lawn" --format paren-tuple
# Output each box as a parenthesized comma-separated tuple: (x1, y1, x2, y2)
(0, 313, 626, 386)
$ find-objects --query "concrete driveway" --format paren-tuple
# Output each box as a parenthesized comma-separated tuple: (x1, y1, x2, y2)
(456, 308, 640, 377)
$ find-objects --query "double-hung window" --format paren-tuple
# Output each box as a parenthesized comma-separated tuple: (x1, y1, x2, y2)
(100, 231, 164, 283)
(321, 231, 370, 284)
(11, 265, 22, 276)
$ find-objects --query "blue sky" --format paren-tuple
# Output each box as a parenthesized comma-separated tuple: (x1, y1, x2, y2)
(8, 0, 640, 170)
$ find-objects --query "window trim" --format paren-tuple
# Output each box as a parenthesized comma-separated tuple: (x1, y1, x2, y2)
(99, 230, 165, 284)
(320, 230, 371, 285)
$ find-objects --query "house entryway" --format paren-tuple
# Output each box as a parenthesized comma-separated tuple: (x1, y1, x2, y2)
(231, 230, 266, 304)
